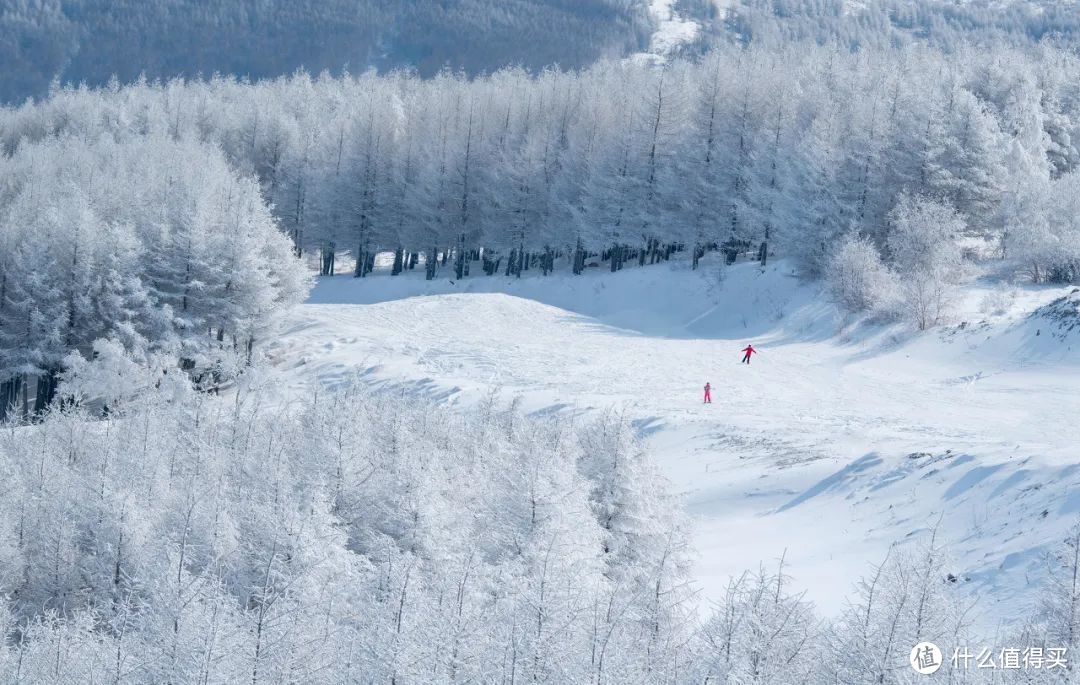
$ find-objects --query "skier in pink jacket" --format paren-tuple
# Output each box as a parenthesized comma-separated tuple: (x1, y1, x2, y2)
(741, 344, 756, 364)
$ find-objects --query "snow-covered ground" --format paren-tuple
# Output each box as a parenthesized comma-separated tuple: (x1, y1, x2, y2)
(268, 256, 1080, 629)
(629, 0, 701, 65)
(647, 0, 700, 56)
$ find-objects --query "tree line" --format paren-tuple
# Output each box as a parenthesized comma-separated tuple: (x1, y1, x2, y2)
(3, 38, 1078, 286)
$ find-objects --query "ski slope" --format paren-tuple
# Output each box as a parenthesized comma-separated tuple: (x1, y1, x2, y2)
(268, 257, 1080, 628)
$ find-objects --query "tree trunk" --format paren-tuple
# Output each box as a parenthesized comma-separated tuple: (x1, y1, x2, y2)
(0, 375, 23, 423)
(572, 239, 585, 275)
(353, 237, 375, 278)
(426, 247, 438, 281)
(33, 368, 61, 416)
(455, 233, 466, 280)
(391, 247, 404, 276)
(320, 242, 336, 276)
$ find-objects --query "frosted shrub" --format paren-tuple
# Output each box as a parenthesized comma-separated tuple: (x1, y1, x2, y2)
(979, 286, 1016, 317)
(887, 193, 965, 280)
(59, 338, 194, 408)
(901, 270, 953, 330)
(827, 235, 901, 318)
(888, 194, 967, 329)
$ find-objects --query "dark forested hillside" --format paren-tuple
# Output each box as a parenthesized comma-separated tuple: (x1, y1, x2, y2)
(0, 0, 653, 104)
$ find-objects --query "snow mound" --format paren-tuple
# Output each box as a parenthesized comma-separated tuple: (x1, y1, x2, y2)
(1029, 287, 1080, 339)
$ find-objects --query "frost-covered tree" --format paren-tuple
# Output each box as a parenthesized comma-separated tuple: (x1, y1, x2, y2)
(0, 135, 308, 419)
(823, 535, 975, 685)
(827, 235, 901, 317)
(692, 558, 818, 685)
(1006, 170, 1080, 283)
(923, 89, 1006, 230)
(887, 193, 966, 328)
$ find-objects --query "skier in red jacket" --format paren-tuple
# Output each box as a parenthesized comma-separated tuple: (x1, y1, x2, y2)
(741, 344, 756, 364)
(703, 382, 712, 403)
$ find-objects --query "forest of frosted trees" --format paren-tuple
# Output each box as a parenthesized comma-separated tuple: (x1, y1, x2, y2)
(4, 39, 1078, 288)
(1, 377, 1079, 684)
(0, 135, 308, 421)
(698, 0, 1080, 55)
(5, 21, 1080, 681)
(4, 37, 1080, 404)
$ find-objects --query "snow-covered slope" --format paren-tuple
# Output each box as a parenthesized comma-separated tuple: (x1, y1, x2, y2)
(269, 257, 1080, 628)
(643, 0, 701, 58)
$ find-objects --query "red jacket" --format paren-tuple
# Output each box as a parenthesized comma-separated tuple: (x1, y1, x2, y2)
(741, 345, 755, 355)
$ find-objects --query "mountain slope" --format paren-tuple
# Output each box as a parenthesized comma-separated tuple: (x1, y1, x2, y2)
(693, 0, 1080, 52)
(0, 0, 653, 104)
(268, 256, 1080, 629)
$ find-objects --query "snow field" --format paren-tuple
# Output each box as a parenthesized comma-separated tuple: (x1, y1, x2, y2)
(270, 256, 1080, 628)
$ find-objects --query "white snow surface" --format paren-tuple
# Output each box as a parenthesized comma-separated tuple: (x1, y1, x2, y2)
(628, 0, 700, 65)
(268, 257, 1080, 629)
(648, 0, 700, 55)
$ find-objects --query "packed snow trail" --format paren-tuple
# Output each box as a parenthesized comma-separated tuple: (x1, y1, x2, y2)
(269, 258, 1080, 628)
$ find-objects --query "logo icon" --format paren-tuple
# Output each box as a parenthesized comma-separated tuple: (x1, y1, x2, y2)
(910, 642, 943, 674)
